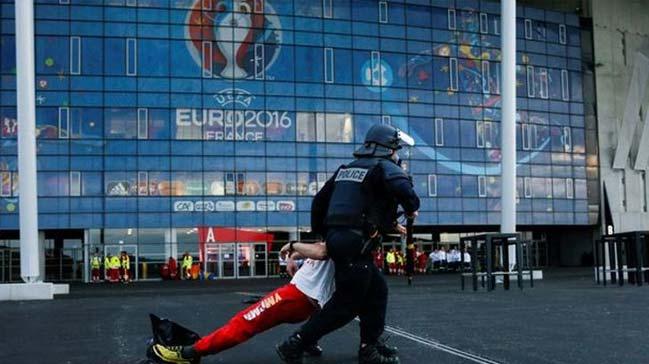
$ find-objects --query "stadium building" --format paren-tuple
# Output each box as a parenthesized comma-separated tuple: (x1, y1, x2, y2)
(1, 0, 645, 282)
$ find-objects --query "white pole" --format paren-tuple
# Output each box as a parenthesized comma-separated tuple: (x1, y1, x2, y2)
(15, 0, 41, 283)
(501, 0, 517, 268)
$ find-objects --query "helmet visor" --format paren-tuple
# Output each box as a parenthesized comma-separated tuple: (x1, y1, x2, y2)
(396, 129, 415, 148)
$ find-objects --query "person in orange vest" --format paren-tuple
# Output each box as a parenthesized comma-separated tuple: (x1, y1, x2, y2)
(190, 262, 200, 280)
(120, 251, 131, 283)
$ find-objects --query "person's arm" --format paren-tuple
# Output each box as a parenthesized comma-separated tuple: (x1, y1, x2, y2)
(380, 161, 420, 216)
(310, 172, 338, 240)
(286, 253, 300, 276)
(280, 241, 328, 260)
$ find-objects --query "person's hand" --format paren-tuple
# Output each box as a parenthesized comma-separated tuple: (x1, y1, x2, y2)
(395, 223, 407, 235)
(287, 257, 299, 277)
(279, 243, 291, 259)
(406, 210, 419, 219)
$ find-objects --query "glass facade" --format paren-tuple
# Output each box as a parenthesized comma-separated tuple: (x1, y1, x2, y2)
(0, 0, 589, 234)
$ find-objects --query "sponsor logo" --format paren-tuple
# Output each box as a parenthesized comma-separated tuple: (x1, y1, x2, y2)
(277, 200, 295, 212)
(195, 201, 215, 212)
(174, 201, 195, 212)
(308, 182, 323, 196)
(172, 199, 295, 212)
(335, 168, 368, 183)
(236, 200, 256, 211)
(106, 182, 131, 196)
(256, 200, 276, 211)
(243, 292, 283, 321)
(215, 200, 235, 212)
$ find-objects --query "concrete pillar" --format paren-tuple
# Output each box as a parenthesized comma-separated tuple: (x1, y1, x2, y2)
(165, 228, 178, 260)
(15, 0, 40, 283)
(501, 0, 517, 270)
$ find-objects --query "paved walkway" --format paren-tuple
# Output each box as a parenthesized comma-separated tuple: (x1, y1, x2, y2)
(1, 268, 647, 363)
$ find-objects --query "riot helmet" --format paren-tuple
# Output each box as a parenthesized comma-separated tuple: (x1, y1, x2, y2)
(354, 124, 415, 158)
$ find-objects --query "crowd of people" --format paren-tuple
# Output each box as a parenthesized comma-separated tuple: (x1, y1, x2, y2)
(90, 250, 131, 284)
(373, 246, 472, 275)
(90, 250, 199, 283)
(90, 245, 471, 284)
(159, 252, 200, 280)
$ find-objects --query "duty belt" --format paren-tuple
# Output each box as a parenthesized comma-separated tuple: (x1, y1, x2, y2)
(346, 228, 364, 237)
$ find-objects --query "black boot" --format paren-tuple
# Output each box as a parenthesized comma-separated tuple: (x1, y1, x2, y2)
(276, 333, 305, 364)
(304, 342, 323, 357)
(376, 341, 398, 358)
(359, 344, 400, 364)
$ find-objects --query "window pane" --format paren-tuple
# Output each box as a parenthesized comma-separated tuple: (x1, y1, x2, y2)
(172, 172, 203, 196)
(70, 108, 103, 139)
(38, 172, 69, 197)
(105, 108, 137, 139)
(325, 113, 353, 143)
(437, 175, 462, 197)
(67, 171, 79, 197)
(149, 172, 171, 196)
(1, 172, 11, 197)
(70, 36, 81, 75)
(36, 108, 59, 139)
(296, 112, 316, 142)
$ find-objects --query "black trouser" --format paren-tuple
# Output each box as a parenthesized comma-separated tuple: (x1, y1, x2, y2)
(298, 228, 388, 346)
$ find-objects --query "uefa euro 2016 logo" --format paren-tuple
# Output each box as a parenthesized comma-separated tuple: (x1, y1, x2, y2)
(186, 0, 282, 79)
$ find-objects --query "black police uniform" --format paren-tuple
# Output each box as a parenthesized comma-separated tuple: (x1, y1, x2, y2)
(296, 143, 420, 353)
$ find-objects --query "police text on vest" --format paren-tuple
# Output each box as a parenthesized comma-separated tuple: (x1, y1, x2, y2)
(335, 168, 369, 183)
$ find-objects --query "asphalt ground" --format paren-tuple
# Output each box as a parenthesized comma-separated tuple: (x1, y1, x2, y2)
(1, 268, 648, 364)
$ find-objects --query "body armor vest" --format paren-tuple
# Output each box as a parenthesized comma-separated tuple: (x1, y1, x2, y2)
(326, 157, 394, 232)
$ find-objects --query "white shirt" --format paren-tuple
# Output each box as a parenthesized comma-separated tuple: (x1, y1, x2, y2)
(463, 252, 471, 263)
(448, 250, 460, 262)
(429, 251, 439, 262)
(438, 251, 447, 261)
(291, 259, 335, 308)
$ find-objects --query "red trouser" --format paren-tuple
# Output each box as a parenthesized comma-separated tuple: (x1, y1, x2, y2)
(194, 283, 316, 355)
(109, 268, 120, 282)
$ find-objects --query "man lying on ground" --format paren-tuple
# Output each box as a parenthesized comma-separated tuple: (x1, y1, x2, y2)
(149, 241, 333, 364)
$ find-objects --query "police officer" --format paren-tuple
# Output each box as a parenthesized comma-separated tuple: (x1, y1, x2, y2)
(276, 124, 420, 364)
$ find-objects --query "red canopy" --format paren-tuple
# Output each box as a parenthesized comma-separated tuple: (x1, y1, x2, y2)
(197, 227, 275, 262)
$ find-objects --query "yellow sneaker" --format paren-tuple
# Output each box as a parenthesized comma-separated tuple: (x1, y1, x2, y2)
(151, 344, 198, 364)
